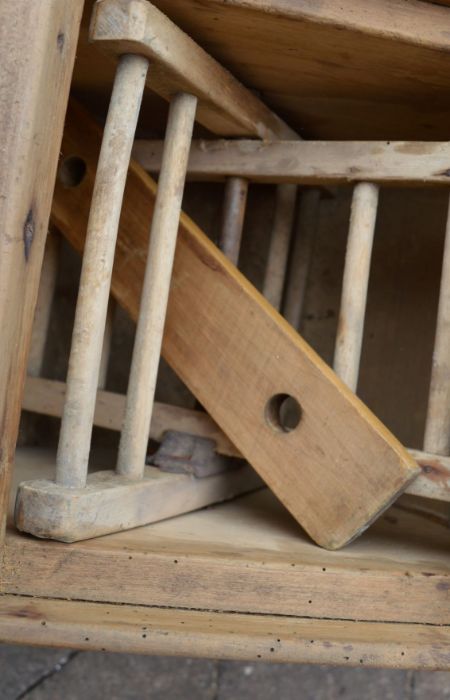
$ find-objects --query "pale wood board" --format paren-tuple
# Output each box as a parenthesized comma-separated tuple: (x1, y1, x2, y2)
(3, 449, 450, 628)
(0, 0, 84, 548)
(50, 101, 419, 550)
(73, 0, 450, 139)
(134, 139, 450, 186)
(2, 593, 450, 669)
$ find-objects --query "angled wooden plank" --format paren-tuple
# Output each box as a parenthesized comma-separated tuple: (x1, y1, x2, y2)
(50, 101, 419, 549)
(2, 593, 450, 669)
(89, 0, 296, 139)
(0, 0, 84, 550)
(134, 139, 450, 186)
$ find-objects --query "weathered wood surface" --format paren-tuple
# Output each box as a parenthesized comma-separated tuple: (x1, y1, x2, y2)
(134, 139, 450, 186)
(75, 0, 450, 139)
(2, 593, 450, 669)
(50, 101, 419, 550)
(0, 0, 83, 548)
(90, 0, 295, 140)
(4, 451, 450, 627)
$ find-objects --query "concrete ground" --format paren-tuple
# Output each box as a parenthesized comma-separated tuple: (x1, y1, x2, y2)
(1, 645, 449, 699)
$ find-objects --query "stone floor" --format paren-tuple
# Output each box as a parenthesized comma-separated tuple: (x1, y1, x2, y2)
(1, 645, 450, 699)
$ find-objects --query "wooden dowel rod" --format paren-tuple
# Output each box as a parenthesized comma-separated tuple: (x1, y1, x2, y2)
(98, 298, 115, 391)
(424, 199, 450, 455)
(56, 54, 149, 488)
(282, 189, 320, 331)
(27, 231, 60, 377)
(333, 183, 379, 392)
(116, 93, 198, 481)
(262, 184, 298, 311)
(219, 177, 248, 266)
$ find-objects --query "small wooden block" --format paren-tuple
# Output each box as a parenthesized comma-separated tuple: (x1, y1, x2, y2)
(15, 465, 261, 543)
(52, 101, 420, 549)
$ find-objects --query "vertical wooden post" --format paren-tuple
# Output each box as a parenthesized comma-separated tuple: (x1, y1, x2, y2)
(0, 0, 83, 545)
(262, 184, 298, 310)
(27, 231, 60, 377)
(219, 177, 248, 266)
(56, 54, 149, 488)
(117, 93, 197, 481)
(333, 183, 379, 392)
(283, 188, 320, 330)
(424, 200, 450, 455)
(98, 299, 115, 391)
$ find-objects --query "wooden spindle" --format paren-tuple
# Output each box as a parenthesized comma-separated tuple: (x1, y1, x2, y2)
(56, 54, 149, 488)
(262, 184, 297, 311)
(27, 231, 59, 378)
(424, 200, 450, 455)
(219, 177, 248, 266)
(283, 188, 320, 331)
(98, 298, 115, 391)
(333, 183, 379, 392)
(116, 93, 198, 481)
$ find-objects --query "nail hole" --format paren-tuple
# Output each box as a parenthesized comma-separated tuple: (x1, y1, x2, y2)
(58, 156, 87, 188)
(265, 394, 302, 433)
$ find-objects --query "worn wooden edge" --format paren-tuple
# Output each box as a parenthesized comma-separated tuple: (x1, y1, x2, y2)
(22, 376, 450, 503)
(89, 0, 296, 139)
(14, 466, 262, 543)
(1, 594, 450, 669)
(134, 139, 450, 186)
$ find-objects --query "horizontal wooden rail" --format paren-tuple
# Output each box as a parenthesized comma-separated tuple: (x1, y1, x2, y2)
(22, 376, 450, 503)
(134, 139, 450, 186)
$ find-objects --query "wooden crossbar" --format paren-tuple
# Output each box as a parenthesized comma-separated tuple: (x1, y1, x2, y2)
(134, 139, 450, 186)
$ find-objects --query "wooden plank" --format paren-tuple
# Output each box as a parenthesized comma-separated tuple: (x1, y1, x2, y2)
(90, 0, 296, 140)
(50, 100, 419, 550)
(0, 0, 84, 549)
(4, 451, 450, 626)
(2, 593, 450, 669)
(134, 139, 450, 186)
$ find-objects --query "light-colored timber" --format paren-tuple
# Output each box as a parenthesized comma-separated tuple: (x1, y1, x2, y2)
(49, 100, 420, 550)
(2, 593, 450, 669)
(134, 139, 450, 186)
(334, 184, 379, 392)
(219, 177, 248, 265)
(262, 184, 297, 311)
(0, 0, 84, 546)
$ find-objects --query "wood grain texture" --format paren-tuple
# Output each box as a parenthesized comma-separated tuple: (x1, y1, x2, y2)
(2, 593, 450, 669)
(90, 0, 296, 139)
(134, 139, 450, 186)
(0, 0, 83, 549)
(50, 101, 419, 550)
(3, 450, 450, 627)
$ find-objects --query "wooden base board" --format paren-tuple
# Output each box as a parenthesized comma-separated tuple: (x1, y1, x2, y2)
(2, 449, 450, 638)
(2, 593, 450, 670)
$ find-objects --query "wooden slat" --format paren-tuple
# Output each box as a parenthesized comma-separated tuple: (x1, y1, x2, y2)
(0, 0, 84, 547)
(134, 139, 450, 186)
(4, 453, 450, 627)
(22, 376, 450, 502)
(90, 0, 296, 140)
(50, 100, 419, 550)
(2, 593, 450, 669)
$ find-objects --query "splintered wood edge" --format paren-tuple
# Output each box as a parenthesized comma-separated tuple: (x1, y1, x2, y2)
(1, 594, 450, 669)
(14, 465, 262, 542)
(89, 0, 296, 139)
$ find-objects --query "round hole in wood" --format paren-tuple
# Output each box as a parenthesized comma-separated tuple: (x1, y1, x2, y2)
(265, 394, 302, 433)
(58, 155, 87, 187)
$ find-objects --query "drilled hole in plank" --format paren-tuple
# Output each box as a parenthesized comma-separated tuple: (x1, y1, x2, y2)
(265, 394, 302, 433)
(58, 156, 87, 188)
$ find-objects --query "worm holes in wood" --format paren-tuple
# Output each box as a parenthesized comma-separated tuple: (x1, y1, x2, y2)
(265, 394, 302, 433)
(58, 155, 87, 188)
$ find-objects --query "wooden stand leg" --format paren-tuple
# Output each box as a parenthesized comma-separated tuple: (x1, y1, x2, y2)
(283, 188, 321, 331)
(333, 183, 379, 392)
(56, 54, 149, 488)
(219, 177, 248, 266)
(262, 184, 298, 310)
(117, 93, 198, 480)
